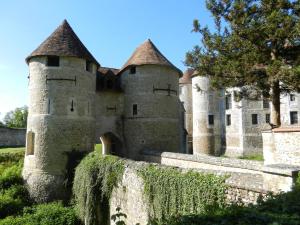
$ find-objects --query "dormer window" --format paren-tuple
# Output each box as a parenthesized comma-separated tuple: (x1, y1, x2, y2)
(130, 66, 136, 74)
(86, 60, 93, 72)
(47, 56, 59, 67)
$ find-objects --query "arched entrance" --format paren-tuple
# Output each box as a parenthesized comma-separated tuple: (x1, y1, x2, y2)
(100, 132, 123, 157)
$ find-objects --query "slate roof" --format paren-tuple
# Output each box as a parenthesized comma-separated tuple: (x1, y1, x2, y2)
(179, 68, 194, 84)
(26, 20, 99, 66)
(119, 39, 182, 76)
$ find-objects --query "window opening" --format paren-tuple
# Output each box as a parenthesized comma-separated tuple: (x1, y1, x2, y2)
(252, 114, 258, 125)
(226, 114, 231, 126)
(47, 56, 59, 67)
(133, 104, 137, 116)
(208, 115, 214, 125)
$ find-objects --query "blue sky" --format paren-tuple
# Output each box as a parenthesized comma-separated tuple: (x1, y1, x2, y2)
(0, 0, 214, 120)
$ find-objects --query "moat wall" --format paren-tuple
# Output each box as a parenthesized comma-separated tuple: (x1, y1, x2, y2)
(105, 152, 299, 225)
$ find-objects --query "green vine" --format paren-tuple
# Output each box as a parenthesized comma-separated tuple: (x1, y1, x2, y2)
(138, 165, 227, 222)
(73, 152, 124, 225)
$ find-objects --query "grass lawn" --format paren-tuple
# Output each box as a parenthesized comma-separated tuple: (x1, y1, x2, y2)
(239, 154, 264, 161)
(0, 146, 25, 154)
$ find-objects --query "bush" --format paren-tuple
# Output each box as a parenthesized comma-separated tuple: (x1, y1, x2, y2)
(0, 161, 23, 190)
(0, 185, 31, 219)
(0, 202, 81, 225)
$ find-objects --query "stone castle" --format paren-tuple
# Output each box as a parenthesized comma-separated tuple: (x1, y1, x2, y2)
(23, 20, 184, 201)
(179, 70, 300, 157)
(22, 20, 300, 202)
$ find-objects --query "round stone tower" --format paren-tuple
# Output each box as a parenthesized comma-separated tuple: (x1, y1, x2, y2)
(119, 39, 183, 159)
(179, 69, 194, 153)
(23, 20, 99, 202)
(192, 72, 225, 156)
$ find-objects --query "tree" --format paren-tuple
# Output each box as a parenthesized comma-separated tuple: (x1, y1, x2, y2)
(186, 0, 300, 126)
(4, 106, 28, 128)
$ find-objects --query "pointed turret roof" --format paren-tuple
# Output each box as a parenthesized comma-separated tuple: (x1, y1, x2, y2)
(119, 39, 182, 76)
(26, 20, 99, 66)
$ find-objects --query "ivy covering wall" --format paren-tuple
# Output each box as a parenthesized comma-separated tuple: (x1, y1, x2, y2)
(138, 164, 227, 223)
(73, 152, 125, 225)
(73, 153, 227, 225)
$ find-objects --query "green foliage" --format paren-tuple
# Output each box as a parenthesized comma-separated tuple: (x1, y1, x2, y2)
(0, 150, 80, 224)
(73, 152, 125, 225)
(0, 185, 31, 219)
(0, 202, 80, 225)
(138, 165, 227, 222)
(152, 188, 300, 225)
(0, 161, 23, 190)
(0, 151, 24, 164)
(4, 106, 28, 128)
(0, 151, 32, 219)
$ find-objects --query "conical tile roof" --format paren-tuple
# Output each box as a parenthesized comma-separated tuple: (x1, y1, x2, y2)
(119, 39, 182, 76)
(26, 20, 99, 66)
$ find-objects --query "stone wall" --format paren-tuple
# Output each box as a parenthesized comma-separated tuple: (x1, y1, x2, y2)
(262, 127, 300, 166)
(0, 127, 26, 147)
(107, 156, 279, 225)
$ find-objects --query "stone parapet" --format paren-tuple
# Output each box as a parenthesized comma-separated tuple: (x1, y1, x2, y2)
(142, 151, 300, 194)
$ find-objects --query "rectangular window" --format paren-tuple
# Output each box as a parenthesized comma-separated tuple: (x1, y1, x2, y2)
(225, 94, 232, 110)
(290, 111, 298, 124)
(265, 114, 270, 123)
(208, 115, 214, 125)
(130, 66, 136, 74)
(226, 114, 231, 126)
(252, 114, 258, 125)
(47, 56, 59, 67)
(86, 60, 92, 72)
(133, 104, 137, 116)
(263, 99, 269, 109)
(290, 94, 296, 102)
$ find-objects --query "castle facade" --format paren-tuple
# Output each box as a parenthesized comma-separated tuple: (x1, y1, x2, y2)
(23, 20, 183, 201)
(179, 70, 300, 157)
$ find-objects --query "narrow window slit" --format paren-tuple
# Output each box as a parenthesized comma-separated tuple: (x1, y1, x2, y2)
(71, 100, 74, 112)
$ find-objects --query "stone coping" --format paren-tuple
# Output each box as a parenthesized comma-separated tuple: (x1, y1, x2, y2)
(143, 151, 300, 178)
(262, 164, 300, 176)
(143, 151, 264, 172)
(272, 127, 300, 133)
(0, 127, 26, 131)
(261, 127, 300, 133)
